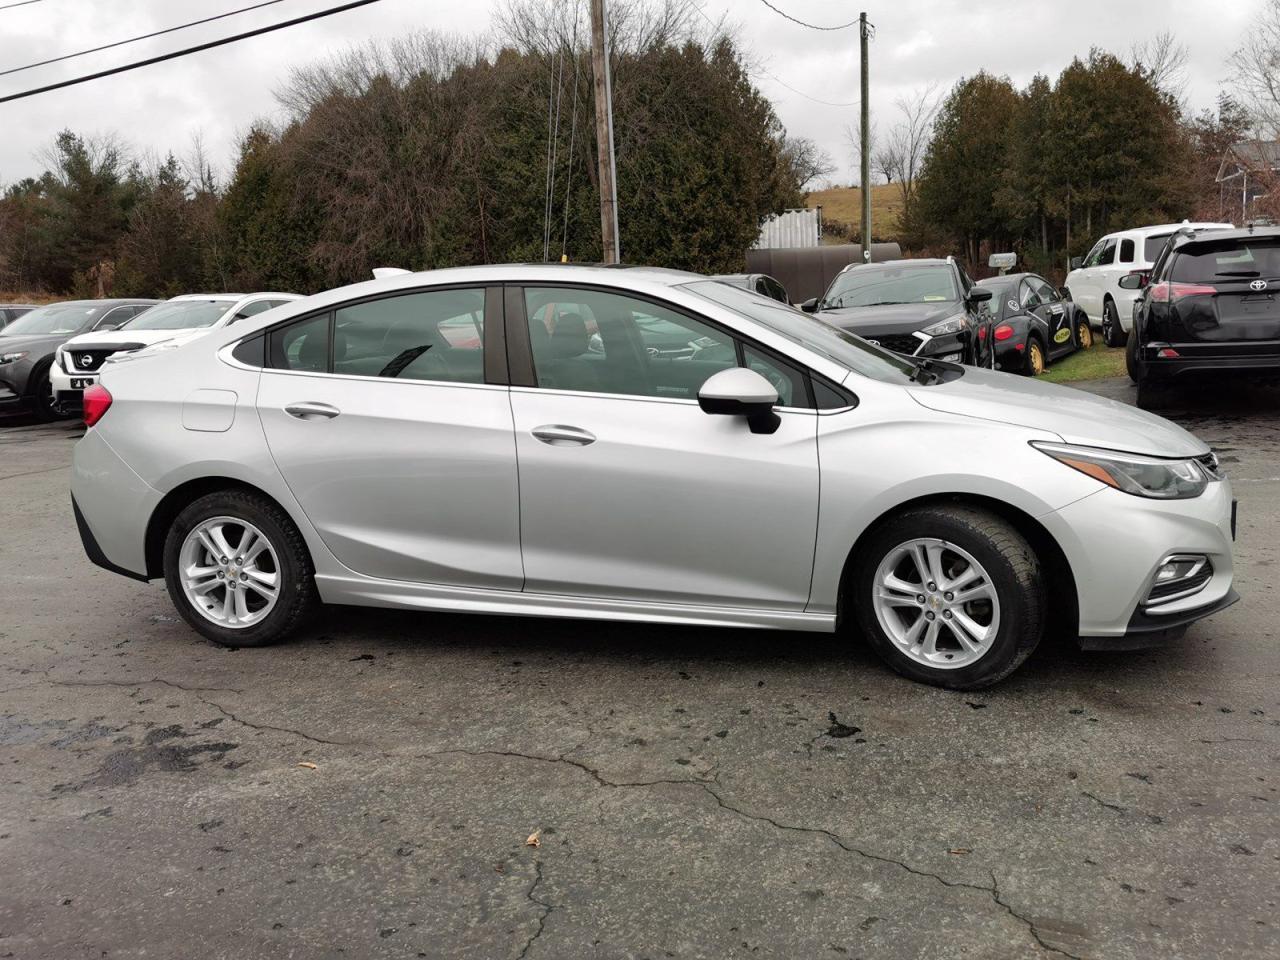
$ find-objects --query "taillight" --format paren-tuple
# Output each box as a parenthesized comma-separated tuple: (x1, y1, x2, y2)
(1149, 282, 1216, 303)
(83, 384, 112, 427)
(994, 324, 1014, 341)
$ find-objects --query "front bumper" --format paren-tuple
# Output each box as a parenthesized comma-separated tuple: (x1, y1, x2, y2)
(1039, 479, 1236, 640)
(49, 362, 94, 410)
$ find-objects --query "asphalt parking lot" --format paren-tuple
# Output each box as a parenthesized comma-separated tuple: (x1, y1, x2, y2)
(1, 377, 1278, 960)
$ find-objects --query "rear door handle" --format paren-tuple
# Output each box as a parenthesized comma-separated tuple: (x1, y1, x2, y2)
(285, 401, 341, 421)
(531, 424, 596, 446)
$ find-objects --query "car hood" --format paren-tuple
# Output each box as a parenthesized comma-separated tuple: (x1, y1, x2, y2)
(63, 327, 215, 349)
(0, 332, 68, 355)
(906, 367, 1209, 458)
(817, 301, 962, 336)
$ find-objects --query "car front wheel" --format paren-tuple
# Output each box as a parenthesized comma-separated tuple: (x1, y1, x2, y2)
(851, 505, 1045, 689)
(163, 490, 317, 647)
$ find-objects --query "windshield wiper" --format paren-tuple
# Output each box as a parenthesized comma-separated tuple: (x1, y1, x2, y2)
(906, 357, 941, 384)
(1215, 270, 1260, 277)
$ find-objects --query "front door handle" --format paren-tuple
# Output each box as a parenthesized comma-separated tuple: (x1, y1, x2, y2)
(285, 401, 341, 421)
(532, 424, 596, 446)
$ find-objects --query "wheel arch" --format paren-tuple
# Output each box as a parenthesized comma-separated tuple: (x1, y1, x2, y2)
(143, 476, 296, 579)
(836, 492, 1078, 640)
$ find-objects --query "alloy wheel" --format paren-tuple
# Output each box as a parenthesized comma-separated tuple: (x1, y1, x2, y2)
(871, 537, 1001, 669)
(178, 516, 281, 628)
(1029, 341, 1045, 375)
(1078, 322, 1093, 349)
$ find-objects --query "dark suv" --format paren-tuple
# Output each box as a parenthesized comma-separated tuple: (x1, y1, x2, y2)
(1124, 226, 1280, 407)
(801, 258, 994, 367)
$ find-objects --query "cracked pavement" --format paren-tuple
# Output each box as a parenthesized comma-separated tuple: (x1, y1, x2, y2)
(1, 376, 1278, 959)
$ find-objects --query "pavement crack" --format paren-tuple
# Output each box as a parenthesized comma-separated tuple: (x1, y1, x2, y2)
(50, 677, 244, 695)
(1081, 791, 1127, 814)
(991, 871, 1085, 960)
(194, 697, 353, 746)
(517, 859, 554, 960)
(419, 747, 711, 791)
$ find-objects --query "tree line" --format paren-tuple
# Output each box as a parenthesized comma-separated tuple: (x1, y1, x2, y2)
(897, 18, 1280, 275)
(0, 1, 822, 297)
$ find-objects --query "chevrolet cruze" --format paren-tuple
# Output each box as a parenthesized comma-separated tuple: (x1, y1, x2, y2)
(71, 265, 1238, 689)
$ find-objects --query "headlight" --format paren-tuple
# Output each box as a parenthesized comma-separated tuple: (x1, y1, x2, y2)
(1032, 441, 1212, 499)
(0, 351, 29, 364)
(921, 313, 968, 337)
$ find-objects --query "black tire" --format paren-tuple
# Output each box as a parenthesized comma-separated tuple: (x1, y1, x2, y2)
(163, 489, 318, 647)
(1102, 298, 1124, 348)
(1125, 321, 1140, 383)
(850, 505, 1045, 690)
(1135, 377, 1172, 411)
(1023, 335, 1046, 376)
(29, 365, 63, 423)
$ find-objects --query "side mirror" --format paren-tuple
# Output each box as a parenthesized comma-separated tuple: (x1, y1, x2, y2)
(799, 297, 819, 313)
(698, 367, 780, 435)
(1118, 271, 1148, 290)
(1069, 257, 1083, 270)
(966, 287, 992, 305)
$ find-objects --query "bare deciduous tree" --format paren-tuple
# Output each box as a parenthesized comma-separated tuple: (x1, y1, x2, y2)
(1229, 0, 1280, 137)
(878, 84, 941, 223)
(1131, 30, 1189, 101)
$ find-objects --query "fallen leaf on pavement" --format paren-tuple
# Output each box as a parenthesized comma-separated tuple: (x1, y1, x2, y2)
(526, 830, 541, 847)
(948, 848, 971, 855)
(297, 761, 318, 770)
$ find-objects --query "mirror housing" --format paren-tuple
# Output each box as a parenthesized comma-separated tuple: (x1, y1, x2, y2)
(799, 297, 819, 313)
(965, 287, 992, 305)
(1118, 271, 1148, 290)
(1069, 256, 1083, 270)
(698, 367, 780, 435)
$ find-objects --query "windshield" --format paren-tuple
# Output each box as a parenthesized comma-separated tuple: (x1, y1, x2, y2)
(822, 263, 959, 309)
(0, 303, 102, 336)
(125, 299, 232, 331)
(682, 280, 918, 384)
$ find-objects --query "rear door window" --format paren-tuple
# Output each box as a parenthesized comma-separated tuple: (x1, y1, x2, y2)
(334, 289, 486, 382)
(1119, 238, 1136, 263)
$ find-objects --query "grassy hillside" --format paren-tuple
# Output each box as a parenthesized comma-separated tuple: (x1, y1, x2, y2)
(805, 183, 902, 241)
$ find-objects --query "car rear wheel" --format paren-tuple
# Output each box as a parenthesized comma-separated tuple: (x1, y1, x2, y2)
(163, 490, 317, 647)
(851, 505, 1045, 689)
(1024, 336, 1046, 376)
(1076, 314, 1093, 350)
(1125, 322, 1140, 383)
(1102, 298, 1124, 348)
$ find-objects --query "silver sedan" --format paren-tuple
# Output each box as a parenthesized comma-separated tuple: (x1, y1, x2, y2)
(71, 264, 1237, 688)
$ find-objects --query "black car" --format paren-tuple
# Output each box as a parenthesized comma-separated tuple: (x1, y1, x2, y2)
(801, 258, 994, 367)
(0, 304, 36, 331)
(0, 299, 158, 420)
(711, 273, 790, 304)
(976, 273, 1093, 375)
(1123, 226, 1280, 408)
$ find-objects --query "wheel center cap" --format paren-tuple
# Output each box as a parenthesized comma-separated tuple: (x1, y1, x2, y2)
(929, 595, 943, 611)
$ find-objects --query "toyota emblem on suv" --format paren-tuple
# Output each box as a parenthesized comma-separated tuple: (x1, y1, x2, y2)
(1250, 279, 1268, 291)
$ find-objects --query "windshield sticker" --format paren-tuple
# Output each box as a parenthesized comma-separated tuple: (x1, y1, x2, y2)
(922, 295, 946, 301)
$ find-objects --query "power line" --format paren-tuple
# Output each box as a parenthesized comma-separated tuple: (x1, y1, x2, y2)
(0, 0, 43, 11)
(0, 0, 383, 104)
(2, 0, 288, 78)
(765, 73, 859, 108)
(755, 0, 859, 31)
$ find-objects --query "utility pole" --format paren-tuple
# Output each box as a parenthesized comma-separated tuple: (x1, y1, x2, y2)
(859, 11, 871, 263)
(590, 0, 620, 264)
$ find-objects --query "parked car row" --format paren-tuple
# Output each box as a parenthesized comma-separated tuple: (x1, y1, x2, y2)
(0, 293, 299, 420)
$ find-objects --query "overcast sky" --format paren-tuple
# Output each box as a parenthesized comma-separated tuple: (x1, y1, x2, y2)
(0, 0, 1261, 187)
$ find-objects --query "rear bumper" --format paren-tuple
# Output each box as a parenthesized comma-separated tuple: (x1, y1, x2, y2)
(1140, 341, 1280, 380)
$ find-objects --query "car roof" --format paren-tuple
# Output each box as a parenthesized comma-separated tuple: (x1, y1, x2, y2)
(1172, 225, 1280, 247)
(976, 273, 1027, 287)
(27, 298, 157, 308)
(1103, 222, 1235, 239)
